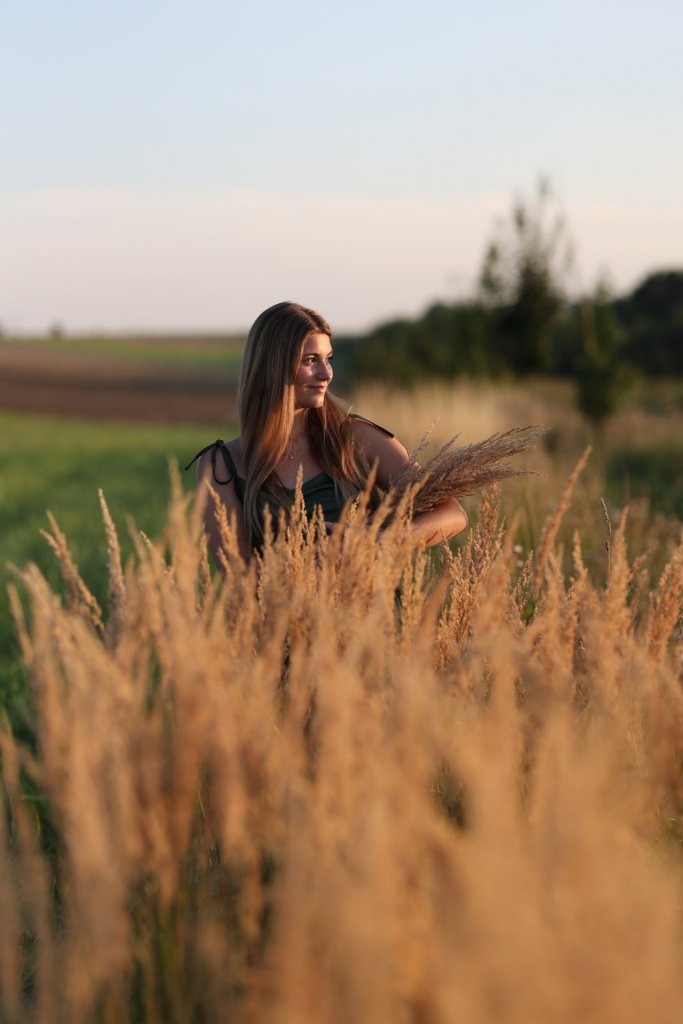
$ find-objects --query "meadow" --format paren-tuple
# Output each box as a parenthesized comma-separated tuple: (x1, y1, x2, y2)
(1, 354, 683, 1022)
(1, 333, 245, 369)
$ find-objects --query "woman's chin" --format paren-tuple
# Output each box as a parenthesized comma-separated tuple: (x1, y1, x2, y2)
(307, 391, 328, 405)
(294, 388, 329, 411)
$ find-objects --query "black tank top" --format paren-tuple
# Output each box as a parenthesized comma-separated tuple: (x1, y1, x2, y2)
(185, 416, 394, 527)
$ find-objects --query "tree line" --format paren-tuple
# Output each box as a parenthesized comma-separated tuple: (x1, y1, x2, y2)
(339, 181, 683, 428)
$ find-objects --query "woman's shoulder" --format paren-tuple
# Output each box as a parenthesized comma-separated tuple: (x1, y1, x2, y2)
(347, 413, 395, 440)
(186, 436, 244, 484)
(347, 414, 410, 483)
(222, 437, 244, 473)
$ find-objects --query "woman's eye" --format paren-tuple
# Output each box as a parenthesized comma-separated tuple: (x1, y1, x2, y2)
(302, 354, 333, 365)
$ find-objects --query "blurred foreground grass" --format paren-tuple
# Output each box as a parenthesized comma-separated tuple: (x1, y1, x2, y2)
(2, 431, 683, 1022)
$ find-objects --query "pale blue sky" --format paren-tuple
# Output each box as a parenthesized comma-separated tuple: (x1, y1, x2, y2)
(2, 0, 682, 331)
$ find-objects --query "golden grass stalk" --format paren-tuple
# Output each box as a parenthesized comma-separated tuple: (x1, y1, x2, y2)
(40, 510, 104, 633)
(646, 537, 683, 660)
(533, 444, 592, 591)
(98, 488, 126, 642)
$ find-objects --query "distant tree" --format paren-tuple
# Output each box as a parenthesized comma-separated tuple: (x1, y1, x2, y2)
(479, 177, 574, 373)
(616, 269, 683, 375)
(575, 280, 630, 435)
(347, 302, 496, 385)
(624, 269, 683, 317)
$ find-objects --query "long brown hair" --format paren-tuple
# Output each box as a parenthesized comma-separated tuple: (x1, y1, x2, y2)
(237, 301, 372, 547)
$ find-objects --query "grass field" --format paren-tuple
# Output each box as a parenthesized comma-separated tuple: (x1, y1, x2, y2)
(1, 332, 246, 369)
(1, 446, 682, 1022)
(1, 359, 683, 1021)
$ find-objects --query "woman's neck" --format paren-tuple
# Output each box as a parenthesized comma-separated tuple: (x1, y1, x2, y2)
(280, 411, 315, 472)
(290, 409, 309, 440)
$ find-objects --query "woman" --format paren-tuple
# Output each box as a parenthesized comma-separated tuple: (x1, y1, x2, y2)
(187, 301, 467, 565)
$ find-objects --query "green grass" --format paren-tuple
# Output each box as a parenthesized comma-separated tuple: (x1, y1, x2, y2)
(607, 446, 683, 519)
(1, 333, 245, 370)
(0, 411, 230, 731)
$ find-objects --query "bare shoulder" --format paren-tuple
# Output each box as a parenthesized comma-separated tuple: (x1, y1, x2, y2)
(349, 414, 407, 457)
(193, 438, 251, 563)
(224, 437, 244, 476)
(348, 415, 410, 486)
(196, 436, 244, 485)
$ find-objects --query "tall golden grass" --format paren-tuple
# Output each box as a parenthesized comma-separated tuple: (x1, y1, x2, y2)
(349, 379, 581, 449)
(350, 380, 682, 581)
(2, 458, 683, 1024)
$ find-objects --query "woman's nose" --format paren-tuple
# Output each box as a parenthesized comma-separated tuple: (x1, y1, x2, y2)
(318, 361, 333, 380)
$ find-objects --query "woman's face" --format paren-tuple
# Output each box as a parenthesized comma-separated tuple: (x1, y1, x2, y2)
(293, 332, 333, 409)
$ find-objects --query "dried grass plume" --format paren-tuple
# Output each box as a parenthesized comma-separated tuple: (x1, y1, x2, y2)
(387, 425, 546, 516)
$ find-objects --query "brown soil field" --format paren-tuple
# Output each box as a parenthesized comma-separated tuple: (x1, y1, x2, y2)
(0, 346, 237, 425)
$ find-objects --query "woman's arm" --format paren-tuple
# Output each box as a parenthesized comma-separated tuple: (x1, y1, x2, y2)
(195, 448, 251, 568)
(350, 419, 468, 549)
(396, 497, 468, 548)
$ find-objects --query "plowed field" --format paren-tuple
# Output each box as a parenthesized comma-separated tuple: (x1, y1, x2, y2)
(0, 340, 238, 425)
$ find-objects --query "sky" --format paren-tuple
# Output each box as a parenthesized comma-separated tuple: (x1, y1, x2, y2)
(2, 0, 682, 333)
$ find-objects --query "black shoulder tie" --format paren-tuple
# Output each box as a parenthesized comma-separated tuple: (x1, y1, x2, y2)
(184, 440, 236, 485)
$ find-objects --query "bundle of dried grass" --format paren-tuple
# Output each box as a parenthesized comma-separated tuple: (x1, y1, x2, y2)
(385, 425, 546, 515)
